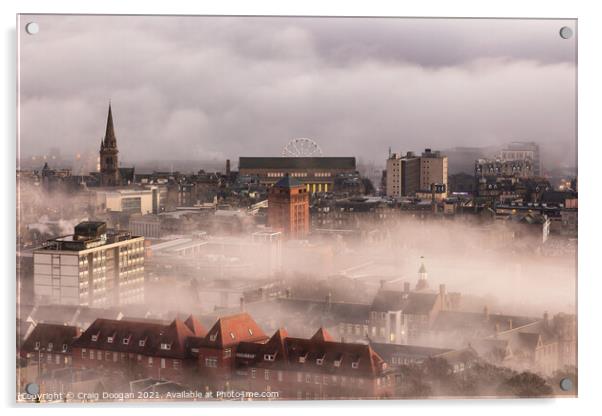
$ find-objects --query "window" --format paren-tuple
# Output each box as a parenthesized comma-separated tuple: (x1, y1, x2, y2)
(62, 344, 68, 352)
(91, 334, 99, 342)
(48, 343, 53, 351)
(334, 359, 341, 367)
(161, 358, 166, 369)
(123, 337, 130, 345)
(160, 343, 171, 350)
(264, 370, 270, 381)
(35, 341, 40, 350)
(205, 357, 218, 368)
(209, 333, 217, 342)
(305, 373, 311, 383)
(113, 352, 118, 362)
(173, 359, 180, 370)
(224, 349, 232, 358)
(139, 339, 146, 347)
(278, 371, 283, 382)
(316, 358, 324, 365)
(105, 351, 111, 361)
(297, 372, 303, 382)
(352, 361, 359, 369)
(55, 355, 61, 365)
(107, 336, 114, 344)
(148, 357, 153, 367)
(137, 354, 142, 362)
(264, 353, 275, 361)
(251, 368, 256, 379)
(97, 350, 102, 360)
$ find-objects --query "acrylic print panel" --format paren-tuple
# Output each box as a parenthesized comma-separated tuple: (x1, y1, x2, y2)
(16, 15, 577, 402)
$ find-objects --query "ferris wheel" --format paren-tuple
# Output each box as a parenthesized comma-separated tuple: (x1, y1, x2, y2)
(282, 138, 323, 157)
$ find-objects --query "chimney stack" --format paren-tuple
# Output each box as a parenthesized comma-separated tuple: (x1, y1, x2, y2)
(543, 311, 549, 327)
(404, 282, 410, 293)
(239, 296, 245, 312)
(508, 319, 513, 330)
(226, 159, 231, 175)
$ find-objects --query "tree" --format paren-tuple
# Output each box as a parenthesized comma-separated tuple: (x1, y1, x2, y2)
(497, 371, 553, 398)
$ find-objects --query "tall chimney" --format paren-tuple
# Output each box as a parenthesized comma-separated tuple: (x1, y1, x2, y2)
(239, 296, 245, 312)
(508, 319, 513, 330)
(226, 159, 231, 175)
(543, 311, 549, 327)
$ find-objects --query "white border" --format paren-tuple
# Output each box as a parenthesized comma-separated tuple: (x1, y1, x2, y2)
(2, 1, 601, 415)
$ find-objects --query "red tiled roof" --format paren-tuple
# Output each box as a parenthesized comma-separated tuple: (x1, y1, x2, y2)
(195, 313, 268, 349)
(184, 315, 206, 337)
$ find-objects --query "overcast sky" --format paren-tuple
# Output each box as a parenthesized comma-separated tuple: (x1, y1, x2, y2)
(18, 15, 576, 168)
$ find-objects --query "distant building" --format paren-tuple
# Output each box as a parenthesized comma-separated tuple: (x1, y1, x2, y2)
(239, 157, 356, 194)
(90, 188, 159, 215)
(33, 221, 145, 307)
(20, 323, 80, 378)
(129, 214, 162, 239)
(385, 152, 420, 198)
(475, 158, 534, 180)
(98, 103, 135, 187)
(420, 148, 448, 191)
(267, 174, 310, 239)
(500, 141, 541, 176)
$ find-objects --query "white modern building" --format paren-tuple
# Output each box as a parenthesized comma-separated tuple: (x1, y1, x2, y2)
(33, 221, 145, 307)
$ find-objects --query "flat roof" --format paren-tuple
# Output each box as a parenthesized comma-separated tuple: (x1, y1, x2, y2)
(239, 157, 356, 170)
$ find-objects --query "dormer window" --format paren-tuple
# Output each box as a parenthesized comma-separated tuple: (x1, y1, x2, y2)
(107, 336, 114, 344)
(316, 358, 324, 365)
(139, 339, 146, 347)
(264, 353, 276, 361)
(209, 332, 217, 342)
(298, 353, 308, 363)
(352, 361, 360, 369)
(34, 341, 40, 350)
(160, 343, 171, 350)
(334, 355, 343, 367)
(62, 344, 68, 352)
(123, 336, 130, 345)
(91, 334, 99, 342)
(47, 343, 53, 351)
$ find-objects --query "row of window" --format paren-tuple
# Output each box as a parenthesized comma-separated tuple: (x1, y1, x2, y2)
(80, 348, 181, 369)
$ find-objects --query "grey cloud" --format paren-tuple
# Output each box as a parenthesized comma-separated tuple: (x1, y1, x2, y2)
(18, 15, 576, 168)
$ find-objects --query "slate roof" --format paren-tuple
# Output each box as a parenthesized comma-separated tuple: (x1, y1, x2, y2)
(21, 323, 80, 354)
(370, 289, 439, 314)
(273, 174, 303, 189)
(71, 316, 202, 359)
(235, 327, 386, 378)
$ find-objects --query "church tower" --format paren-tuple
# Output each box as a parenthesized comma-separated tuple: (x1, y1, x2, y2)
(415, 256, 429, 291)
(99, 103, 120, 186)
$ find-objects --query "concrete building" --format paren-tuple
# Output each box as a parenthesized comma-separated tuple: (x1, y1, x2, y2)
(33, 221, 145, 307)
(129, 214, 162, 239)
(239, 157, 356, 194)
(420, 148, 448, 191)
(500, 141, 541, 176)
(267, 175, 310, 239)
(90, 188, 157, 215)
(385, 152, 420, 198)
(475, 158, 534, 180)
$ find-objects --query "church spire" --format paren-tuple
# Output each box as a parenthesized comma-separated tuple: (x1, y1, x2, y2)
(416, 256, 429, 291)
(103, 102, 117, 148)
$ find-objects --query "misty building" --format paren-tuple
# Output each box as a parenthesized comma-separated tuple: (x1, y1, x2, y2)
(500, 141, 541, 176)
(33, 221, 145, 307)
(238, 157, 356, 194)
(90, 187, 160, 216)
(267, 174, 310, 239)
(419, 148, 448, 191)
(385, 152, 420, 198)
(475, 158, 534, 180)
